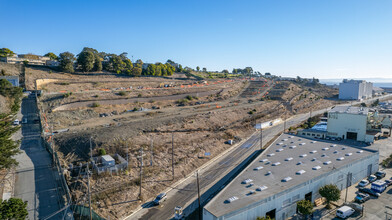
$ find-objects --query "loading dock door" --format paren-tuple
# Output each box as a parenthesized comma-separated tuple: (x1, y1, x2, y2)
(346, 132, 357, 140)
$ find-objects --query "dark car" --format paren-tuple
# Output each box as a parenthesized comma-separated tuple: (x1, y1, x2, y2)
(153, 192, 167, 205)
(355, 193, 370, 203)
(358, 187, 380, 197)
(375, 171, 386, 179)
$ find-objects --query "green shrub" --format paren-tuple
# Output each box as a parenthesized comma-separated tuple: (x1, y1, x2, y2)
(118, 91, 127, 96)
(98, 148, 106, 156)
(138, 93, 142, 98)
(92, 102, 100, 107)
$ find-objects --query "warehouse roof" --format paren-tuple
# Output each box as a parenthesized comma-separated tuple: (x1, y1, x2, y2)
(329, 106, 369, 115)
(204, 133, 377, 218)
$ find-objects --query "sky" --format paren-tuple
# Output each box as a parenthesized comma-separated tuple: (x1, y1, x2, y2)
(1, 0, 391, 79)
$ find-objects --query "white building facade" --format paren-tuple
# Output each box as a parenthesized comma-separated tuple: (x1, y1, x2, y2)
(339, 79, 373, 100)
(327, 106, 375, 142)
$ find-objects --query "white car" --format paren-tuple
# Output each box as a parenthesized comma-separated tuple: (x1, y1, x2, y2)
(358, 179, 369, 187)
(13, 119, 19, 125)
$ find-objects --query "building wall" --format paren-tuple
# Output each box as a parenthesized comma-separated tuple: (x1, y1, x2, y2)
(339, 82, 360, 100)
(327, 113, 368, 141)
(204, 153, 379, 220)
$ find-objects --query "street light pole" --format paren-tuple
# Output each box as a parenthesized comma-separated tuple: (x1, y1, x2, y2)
(196, 170, 201, 220)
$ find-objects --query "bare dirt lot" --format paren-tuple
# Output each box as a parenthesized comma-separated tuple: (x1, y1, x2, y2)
(22, 65, 339, 219)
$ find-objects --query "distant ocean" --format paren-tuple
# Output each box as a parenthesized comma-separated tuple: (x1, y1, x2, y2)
(320, 81, 392, 88)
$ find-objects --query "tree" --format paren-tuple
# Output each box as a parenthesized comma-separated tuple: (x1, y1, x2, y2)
(0, 48, 15, 57)
(98, 148, 106, 156)
(58, 52, 76, 73)
(77, 51, 95, 72)
(196, 66, 200, 71)
(135, 59, 144, 68)
(176, 64, 183, 73)
(232, 68, 238, 74)
(132, 67, 142, 77)
(256, 217, 272, 220)
(360, 102, 367, 107)
(146, 64, 156, 76)
(94, 54, 103, 71)
(319, 184, 340, 209)
(44, 52, 58, 61)
(202, 67, 207, 72)
(222, 69, 229, 74)
(297, 199, 313, 218)
(0, 198, 28, 220)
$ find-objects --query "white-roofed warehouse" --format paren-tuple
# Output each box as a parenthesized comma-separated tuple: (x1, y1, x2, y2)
(203, 134, 379, 220)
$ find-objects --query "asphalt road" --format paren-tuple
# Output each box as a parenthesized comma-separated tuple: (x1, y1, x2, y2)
(13, 94, 64, 219)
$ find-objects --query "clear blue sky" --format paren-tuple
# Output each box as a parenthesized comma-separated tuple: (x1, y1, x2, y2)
(1, 0, 391, 79)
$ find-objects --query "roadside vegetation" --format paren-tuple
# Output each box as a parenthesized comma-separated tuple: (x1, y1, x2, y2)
(0, 79, 22, 169)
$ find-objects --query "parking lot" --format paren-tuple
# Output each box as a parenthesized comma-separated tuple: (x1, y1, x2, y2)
(322, 136, 392, 220)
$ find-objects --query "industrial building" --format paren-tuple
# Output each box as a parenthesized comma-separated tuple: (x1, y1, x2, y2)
(203, 134, 379, 220)
(339, 79, 373, 100)
(327, 106, 380, 143)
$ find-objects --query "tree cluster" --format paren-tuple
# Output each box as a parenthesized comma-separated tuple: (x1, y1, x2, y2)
(0, 79, 23, 169)
(144, 62, 175, 76)
(0, 198, 28, 219)
(0, 48, 14, 58)
(319, 184, 340, 209)
(58, 52, 76, 73)
(232, 67, 253, 75)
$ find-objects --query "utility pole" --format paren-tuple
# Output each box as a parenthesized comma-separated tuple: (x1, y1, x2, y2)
(87, 164, 92, 220)
(89, 137, 93, 162)
(150, 138, 153, 166)
(139, 147, 143, 200)
(172, 132, 174, 180)
(345, 172, 351, 203)
(260, 127, 263, 150)
(50, 126, 55, 167)
(196, 170, 201, 220)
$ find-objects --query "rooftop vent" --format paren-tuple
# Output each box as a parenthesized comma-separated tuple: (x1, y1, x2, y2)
(248, 190, 255, 195)
(312, 166, 321, 170)
(342, 147, 346, 150)
(296, 170, 306, 175)
(242, 179, 253, 184)
(299, 143, 306, 146)
(321, 154, 326, 157)
(345, 153, 353, 156)
(265, 161, 271, 165)
(260, 159, 269, 162)
(333, 150, 339, 154)
(322, 148, 329, 151)
(337, 157, 345, 161)
(265, 171, 272, 176)
(282, 177, 293, 182)
(297, 161, 303, 165)
(226, 196, 239, 203)
(289, 136, 294, 138)
(300, 154, 307, 158)
(272, 162, 281, 166)
(331, 144, 337, 147)
(323, 161, 332, 165)
(282, 139, 288, 141)
(310, 150, 317, 154)
(267, 153, 275, 157)
(311, 158, 317, 161)
(311, 141, 317, 143)
(276, 148, 284, 152)
(277, 142, 284, 145)
(285, 157, 293, 161)
(256, 185, 268, 191)
(254, 166, 264, 171)
(357, 150, 364, 154)
(289, 145, 297, 149)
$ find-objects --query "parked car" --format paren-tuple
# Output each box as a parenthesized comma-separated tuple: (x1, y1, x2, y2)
(358, 179, 369, 187)
(368, 175, 377, 183)
(375, 171, 386, 179)
(13, 119, 19, 125)
(385, 179, 392, 187)
(358, 187, 380, 197)
(355, 193, 370, 203)
(336, 206, 355, 219)
(153, 192, 167, 205)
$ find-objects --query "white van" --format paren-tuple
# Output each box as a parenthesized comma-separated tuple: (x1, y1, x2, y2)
(336, 206, 355, 219)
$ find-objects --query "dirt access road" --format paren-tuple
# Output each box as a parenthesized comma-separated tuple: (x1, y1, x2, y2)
(52, 89, 222, 111)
